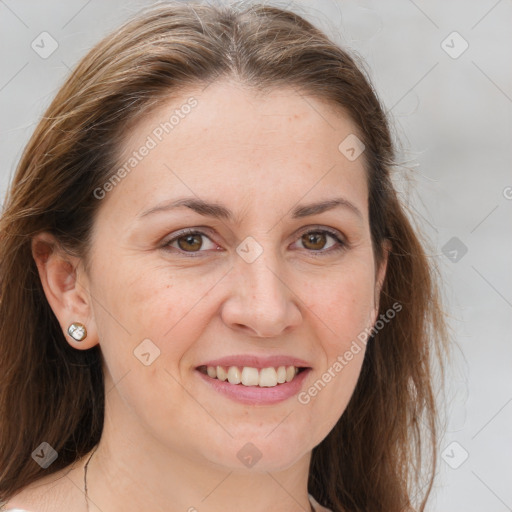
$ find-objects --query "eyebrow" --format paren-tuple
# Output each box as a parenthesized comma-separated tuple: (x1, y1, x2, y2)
(138, 196, 363, 222)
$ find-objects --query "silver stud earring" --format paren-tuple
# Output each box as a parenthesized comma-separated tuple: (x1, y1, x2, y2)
(68, 322, 87, 342)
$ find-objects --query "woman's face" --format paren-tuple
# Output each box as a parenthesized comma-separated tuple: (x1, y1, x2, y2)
(83, 80, 387, 472)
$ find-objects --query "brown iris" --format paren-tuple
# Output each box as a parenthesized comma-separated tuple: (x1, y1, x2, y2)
(301, 231, 327, 250)
(177, 234, 203, 252)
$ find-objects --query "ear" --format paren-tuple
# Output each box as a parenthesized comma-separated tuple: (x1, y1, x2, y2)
(31, 232, 98, 350)
(371, 239, 391, 324)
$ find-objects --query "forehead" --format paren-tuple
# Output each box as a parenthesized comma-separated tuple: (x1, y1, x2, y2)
(126, 79, 362, 155)
(102, 79, 368, 222)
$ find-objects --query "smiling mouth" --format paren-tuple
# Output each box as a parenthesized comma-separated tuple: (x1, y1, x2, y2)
(196, 365, 309, 388)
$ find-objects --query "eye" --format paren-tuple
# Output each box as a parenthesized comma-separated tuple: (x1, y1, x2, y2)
(162, 229, 218, 255)
(293, 228, 346, 255)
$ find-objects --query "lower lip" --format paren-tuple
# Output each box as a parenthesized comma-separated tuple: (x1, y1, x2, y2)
(195, 368, 312, 405)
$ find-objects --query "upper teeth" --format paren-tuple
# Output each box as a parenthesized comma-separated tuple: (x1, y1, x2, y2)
(205, 365, 300, 387)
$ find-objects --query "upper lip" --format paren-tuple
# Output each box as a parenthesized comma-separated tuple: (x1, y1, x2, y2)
(196, 355, 312, 370)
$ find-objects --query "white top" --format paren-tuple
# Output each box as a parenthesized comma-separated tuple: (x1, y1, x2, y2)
(309, 493, 333, 512)
(3, 494, 333, 512)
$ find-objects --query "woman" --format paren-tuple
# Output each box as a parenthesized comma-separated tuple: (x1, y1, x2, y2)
(0, 2, 448, 511)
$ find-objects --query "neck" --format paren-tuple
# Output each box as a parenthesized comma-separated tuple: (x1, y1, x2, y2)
(80, 381, 313, 512)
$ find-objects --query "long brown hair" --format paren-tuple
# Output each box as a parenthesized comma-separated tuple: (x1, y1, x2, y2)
(0, 2, 448, 510)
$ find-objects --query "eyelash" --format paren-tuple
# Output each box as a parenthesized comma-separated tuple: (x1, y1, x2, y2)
(161, 226, 348, 258)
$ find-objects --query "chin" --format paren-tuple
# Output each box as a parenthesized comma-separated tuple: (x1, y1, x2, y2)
(203, 436, 307, 474)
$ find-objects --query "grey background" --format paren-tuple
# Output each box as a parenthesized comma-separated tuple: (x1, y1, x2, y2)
(1, 0, 511, 510)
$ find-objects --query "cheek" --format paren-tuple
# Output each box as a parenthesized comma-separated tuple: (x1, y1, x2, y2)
(302, 260, 377, 347)
(92, 258, 225, 366)
(88, 260, 209, 422)
(295, 259, 375, 421)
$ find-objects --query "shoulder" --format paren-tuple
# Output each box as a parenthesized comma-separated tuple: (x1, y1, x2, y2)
(1, 464, 83, 512)
(309, 493, 334, 512)
(2, 508, 32, 512)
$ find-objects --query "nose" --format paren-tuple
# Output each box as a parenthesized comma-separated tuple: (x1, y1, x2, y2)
(220, 249, 302, 338)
